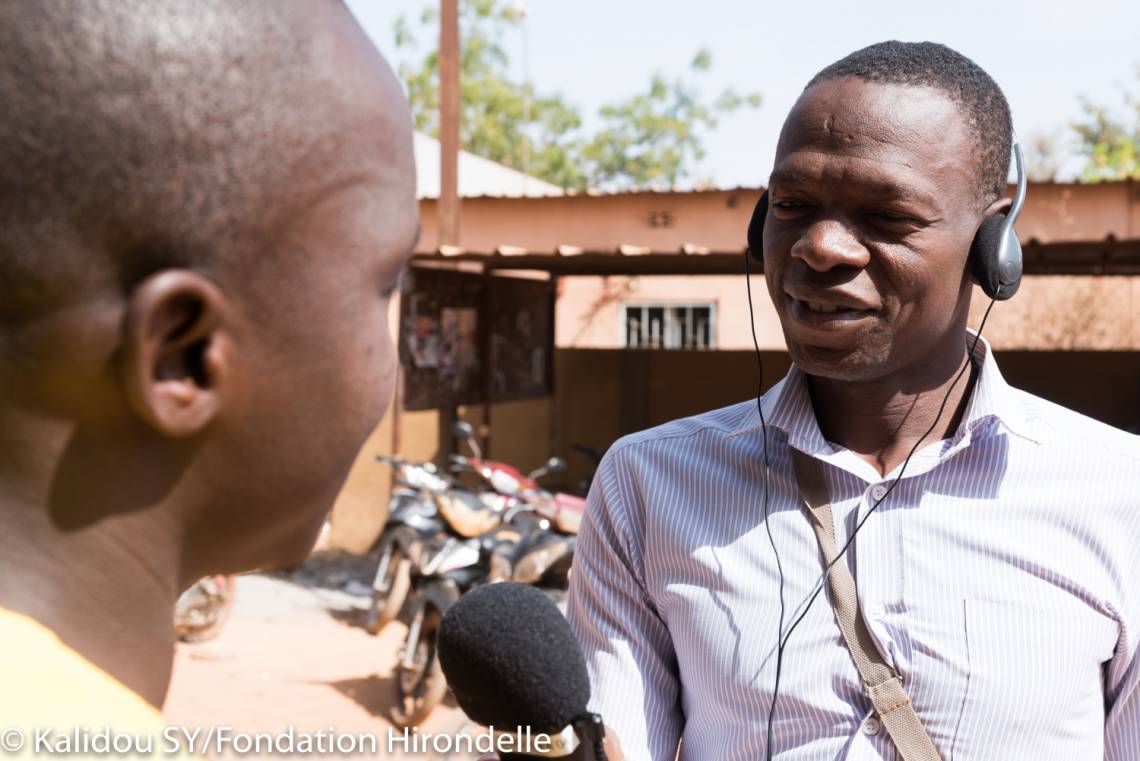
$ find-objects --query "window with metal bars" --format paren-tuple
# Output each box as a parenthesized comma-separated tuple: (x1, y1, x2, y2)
(621, 303, 716, 350)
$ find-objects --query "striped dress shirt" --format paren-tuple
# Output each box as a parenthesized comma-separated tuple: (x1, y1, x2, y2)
(567, 334, 1140, 760)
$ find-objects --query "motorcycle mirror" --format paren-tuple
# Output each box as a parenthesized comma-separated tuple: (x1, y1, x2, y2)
(527, 456, 567, 481)
(451, 420, 483, 459)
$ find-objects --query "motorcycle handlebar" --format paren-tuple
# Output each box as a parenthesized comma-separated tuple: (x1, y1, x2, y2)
(502, 501, 536, 524)
(449, 454, 475, 471)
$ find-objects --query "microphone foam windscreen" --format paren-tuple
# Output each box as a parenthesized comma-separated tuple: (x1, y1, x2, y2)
(438, 582, 590, 733)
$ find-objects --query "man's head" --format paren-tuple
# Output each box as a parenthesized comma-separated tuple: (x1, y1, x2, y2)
(762, 41, 1012, 383)
(0, 1, 417, 581)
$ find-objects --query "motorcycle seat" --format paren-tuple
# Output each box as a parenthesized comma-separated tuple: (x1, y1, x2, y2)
(552, 493, 586, 535)
(435, 490, 501, 538)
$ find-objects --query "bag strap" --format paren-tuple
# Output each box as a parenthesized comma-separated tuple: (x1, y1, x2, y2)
(790, 449, 943, 761)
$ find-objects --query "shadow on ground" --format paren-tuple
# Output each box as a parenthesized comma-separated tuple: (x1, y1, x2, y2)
(328, 675, 399, 720)
(261, 548, 388, 629)
(272, 548, 381, 592)
(327, 676, 460, 724)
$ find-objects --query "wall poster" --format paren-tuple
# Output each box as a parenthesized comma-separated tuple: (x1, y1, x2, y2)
(399, 267, 554, 411)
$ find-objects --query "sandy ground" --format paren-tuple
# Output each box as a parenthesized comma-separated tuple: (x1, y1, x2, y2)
(164, 554, 481, 759)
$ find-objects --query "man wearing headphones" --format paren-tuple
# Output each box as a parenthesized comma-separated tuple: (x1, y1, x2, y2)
(568, 42, 1140, 760)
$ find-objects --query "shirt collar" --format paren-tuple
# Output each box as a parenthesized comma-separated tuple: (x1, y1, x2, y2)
(726, 331, 1040, 451)
(957, 331, 1040, 444)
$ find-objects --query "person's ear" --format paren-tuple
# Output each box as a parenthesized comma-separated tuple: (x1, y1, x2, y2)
(121, 270, 236, 437)
(983, 196, 1013, 218)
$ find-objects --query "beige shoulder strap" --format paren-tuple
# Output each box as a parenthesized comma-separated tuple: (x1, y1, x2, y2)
(790, 449, 943, 761)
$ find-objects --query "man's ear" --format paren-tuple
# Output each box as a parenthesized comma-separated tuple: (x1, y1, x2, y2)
(983, 195, 1013, 218)
(121, 270, 235, 437)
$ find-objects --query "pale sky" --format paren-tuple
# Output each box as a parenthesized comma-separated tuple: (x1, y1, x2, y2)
(346, 0, 1139, 188)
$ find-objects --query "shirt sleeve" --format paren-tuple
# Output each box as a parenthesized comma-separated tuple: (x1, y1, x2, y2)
(566, 448, 683, 761)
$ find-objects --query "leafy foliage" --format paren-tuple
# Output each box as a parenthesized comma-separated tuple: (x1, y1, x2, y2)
(1072, 66, 1139, 181)
(1022, 130, 1064, 182)
(392, 1, 760, 190)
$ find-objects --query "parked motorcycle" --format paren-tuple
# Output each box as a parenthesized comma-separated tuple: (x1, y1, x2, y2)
(388, 539, 494, 728)
(175, 574, 236, 643)
(388, 422, 585, 728)
(365, 455, 448, 635)
(365, 454, 506, 635)
(483, 484, 584, 594)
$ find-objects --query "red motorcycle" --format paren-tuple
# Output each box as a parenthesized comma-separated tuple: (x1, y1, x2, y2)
(446, 422, 585, 585)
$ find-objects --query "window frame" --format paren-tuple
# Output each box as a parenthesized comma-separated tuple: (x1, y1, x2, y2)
(620, 301, 718, 350)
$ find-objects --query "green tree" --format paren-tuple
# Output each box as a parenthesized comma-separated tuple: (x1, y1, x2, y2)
(1072, 66, 1139, 182)
(580, 51, 762, 190)
(395, 1, 586, 188)
(392, 1, 760, 190)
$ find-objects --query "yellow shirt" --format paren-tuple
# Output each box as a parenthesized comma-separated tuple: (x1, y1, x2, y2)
(0, 608, 187, 759)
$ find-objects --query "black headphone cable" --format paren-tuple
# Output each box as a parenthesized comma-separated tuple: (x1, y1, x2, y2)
(743, 249, 1001, 760)
(742, 245, 786, 758)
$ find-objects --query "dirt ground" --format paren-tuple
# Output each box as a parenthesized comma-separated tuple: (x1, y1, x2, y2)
(164, 552, 480, 759)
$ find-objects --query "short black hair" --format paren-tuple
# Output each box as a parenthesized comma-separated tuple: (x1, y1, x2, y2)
(806, 41, 1012, 205)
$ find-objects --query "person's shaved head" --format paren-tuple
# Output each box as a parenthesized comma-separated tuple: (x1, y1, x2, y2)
(1, 0, 410, 325)
(0, 0, 417, 706)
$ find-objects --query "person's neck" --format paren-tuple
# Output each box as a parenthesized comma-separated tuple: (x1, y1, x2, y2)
(0, 411, 182, 709)
(807, 338, 979, 477)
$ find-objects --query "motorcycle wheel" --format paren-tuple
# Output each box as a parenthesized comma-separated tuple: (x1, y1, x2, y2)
(176, 575, 237, 644)
(389, 604, 449, 728)
(364, 544, 412, 636)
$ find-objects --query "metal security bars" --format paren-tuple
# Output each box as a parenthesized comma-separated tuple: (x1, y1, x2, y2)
(622, 303, 716, 350)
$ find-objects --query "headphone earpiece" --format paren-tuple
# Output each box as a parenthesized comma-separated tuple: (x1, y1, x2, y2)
(746, 191, 768, 263)
(970, 213, 1020, 300)
(970, 142, 1027, 301)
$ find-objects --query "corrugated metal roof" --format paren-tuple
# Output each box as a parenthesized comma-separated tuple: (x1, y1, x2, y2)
(414, 133, 564, 199)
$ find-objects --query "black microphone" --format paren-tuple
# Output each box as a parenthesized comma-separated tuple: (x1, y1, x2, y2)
(438, 582, 608, 760)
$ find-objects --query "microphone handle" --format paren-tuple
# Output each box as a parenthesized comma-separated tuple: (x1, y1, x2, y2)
(575, 713, 609, 761)
(499, 750, 590, 761)
(498, 714, 608, 761)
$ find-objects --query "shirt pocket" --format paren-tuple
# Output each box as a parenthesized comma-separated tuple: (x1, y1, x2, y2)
(956, 598, 1117, 760)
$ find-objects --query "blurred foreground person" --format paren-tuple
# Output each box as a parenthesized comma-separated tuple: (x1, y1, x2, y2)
(0, 0, 416, 736)
(568, 41, 1140, 760)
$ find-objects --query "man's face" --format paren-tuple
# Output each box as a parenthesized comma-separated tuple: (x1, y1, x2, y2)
(763, 77, 985, 382)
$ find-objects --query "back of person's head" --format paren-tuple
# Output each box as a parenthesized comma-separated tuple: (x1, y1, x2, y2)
(0, 0, 418, 581)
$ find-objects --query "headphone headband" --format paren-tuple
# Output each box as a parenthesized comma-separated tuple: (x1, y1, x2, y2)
(995, 142, 1027, 288)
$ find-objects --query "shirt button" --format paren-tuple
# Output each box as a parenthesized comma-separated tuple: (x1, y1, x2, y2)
(870, 484, 888, 501)
(862, 716, 881, 736)
(868, 603, 886, 621)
